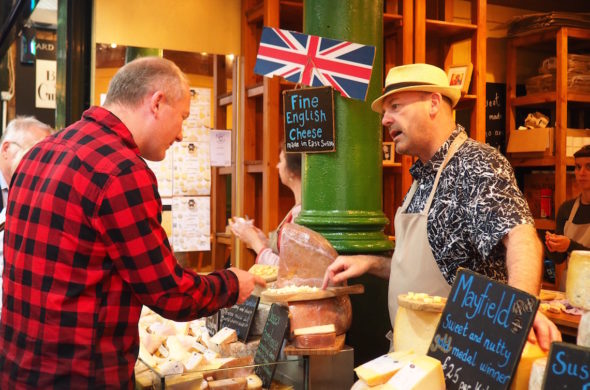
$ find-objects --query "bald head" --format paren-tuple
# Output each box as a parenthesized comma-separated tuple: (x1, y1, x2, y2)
(103, 57, 189, 108)
(1, 116, 53, 181)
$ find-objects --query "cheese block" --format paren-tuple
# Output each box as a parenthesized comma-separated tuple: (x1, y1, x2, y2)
(354, 350, 414, 386)
(293, 324, 335, 336)
(292, 332, 337, 348)
(350, 379, 379, 390)
(528, 357, 547, 390)
(246, 374, 263, 390)
(394, 293, 445, 355)
(288, 296, 352, 338)
(508, 341, 548, 390)
(210, 327, 238, 348)
(577, 311, 590, 347)
(382, 355, 445, 390)
(218, 339, 260, 358)
(566, 250, 590, 309)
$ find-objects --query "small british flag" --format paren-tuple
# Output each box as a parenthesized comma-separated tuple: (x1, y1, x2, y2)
(254, 27, 376, 101)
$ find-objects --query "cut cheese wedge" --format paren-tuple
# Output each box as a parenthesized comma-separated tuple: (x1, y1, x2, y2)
(528, 357, 547, 390)
(382, 355, 445, 390)
(509, 341, 548, 390)
(293, 324, 336, 336)
(354, 350, 414, 386)
(210, 327, 237, 346)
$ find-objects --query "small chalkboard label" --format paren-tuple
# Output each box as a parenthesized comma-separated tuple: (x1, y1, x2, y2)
(220, 295, 260, 342)
(254, 303, 290, 388)
(427, 269, 539, 390)
(283, 86, 335, 153)
(542, 342, 590, 389)
(205, 312, 219, 337)
(485, 82, 506, 154)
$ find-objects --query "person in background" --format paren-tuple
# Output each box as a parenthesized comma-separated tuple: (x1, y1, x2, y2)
(0, 116, 52, 319)
(546, 144, 590, 290)
(0, 57, 264, 388)
(323, 63, 561, 351)
(230, 143, 302, 266)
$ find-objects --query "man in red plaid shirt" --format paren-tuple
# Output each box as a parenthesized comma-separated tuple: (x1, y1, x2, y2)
(0, 57, 265, 388)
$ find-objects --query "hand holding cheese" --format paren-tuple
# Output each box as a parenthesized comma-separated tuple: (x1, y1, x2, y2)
(229, 267, 266, 304)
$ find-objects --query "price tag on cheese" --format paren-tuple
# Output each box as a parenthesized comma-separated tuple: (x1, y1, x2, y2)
(427, 269, 539, 390)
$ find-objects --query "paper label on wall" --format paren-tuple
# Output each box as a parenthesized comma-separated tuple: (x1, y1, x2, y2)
(210, 130, 231, 167)
(172, 141, 211, 196)
(171, 196, 210, 252)
(183, 87, 211, 141)
(146, 152, 174, 197)
(35, 59, 56, 109)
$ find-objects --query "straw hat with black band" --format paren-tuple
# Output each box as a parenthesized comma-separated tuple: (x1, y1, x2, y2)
(371, 63, 461, 113)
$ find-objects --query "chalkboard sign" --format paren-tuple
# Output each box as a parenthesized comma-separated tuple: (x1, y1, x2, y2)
(427, 269, 539, 390)
(220, 295, 260, 342)
(485, 83, 506, 154)
(283, 86, 335, 153)
(205, 311, 219, 337)
(254, 303, 290, 388)
(542, 342, 590, 389)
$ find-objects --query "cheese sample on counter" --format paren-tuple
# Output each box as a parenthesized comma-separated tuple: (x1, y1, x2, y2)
(528, 357, 547, 390)
(382, 355, 445, 390)
(578, 311, 590, 347)
(210, 327, 238, 348)
(508, 341, 548, 390)
(354, 350, 414, 386)
(566, 250, 590, 309)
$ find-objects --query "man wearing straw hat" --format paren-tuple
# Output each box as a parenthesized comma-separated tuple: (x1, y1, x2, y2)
(324, 63, 561, 350)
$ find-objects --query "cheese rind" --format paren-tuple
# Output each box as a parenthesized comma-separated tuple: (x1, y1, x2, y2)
(354, 350, 414, 386)
(293, 324, 336, 336)
(393, 306, 442, 355)
(382, 355, 445, 390)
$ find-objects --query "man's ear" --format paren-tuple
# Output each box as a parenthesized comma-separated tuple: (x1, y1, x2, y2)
(0, 141, 11, 157)
(149, 91, 165, 116)
(428, 92, 443, 116)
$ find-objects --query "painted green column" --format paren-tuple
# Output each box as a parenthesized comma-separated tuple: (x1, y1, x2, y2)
(296, 0, 391, 253)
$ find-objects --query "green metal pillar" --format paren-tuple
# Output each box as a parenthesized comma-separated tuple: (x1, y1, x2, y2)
(297, 0, 391, 253)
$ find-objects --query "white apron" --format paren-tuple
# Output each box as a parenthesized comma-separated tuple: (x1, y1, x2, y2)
(559, 197, 590, 291)
(388, 133, 467, 328)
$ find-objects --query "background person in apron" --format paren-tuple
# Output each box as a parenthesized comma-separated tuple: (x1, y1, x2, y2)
(323, 63, 561, 353)
(546, 144, 590, 291)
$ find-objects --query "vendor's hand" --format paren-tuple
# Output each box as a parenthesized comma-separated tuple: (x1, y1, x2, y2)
(229, 267, 266, 304)
(230, 220, 268, 253)
(545, 231, 570, 253)
(528, 309, 561, 351)
(322, 255, 373, 289)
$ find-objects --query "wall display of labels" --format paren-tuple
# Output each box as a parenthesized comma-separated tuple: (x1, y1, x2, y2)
(428, 269, 539, 390)
(283, 86, 335, 153)
(170, 196, 210, 251)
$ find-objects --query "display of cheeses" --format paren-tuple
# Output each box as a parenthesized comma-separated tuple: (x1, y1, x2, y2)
(354, 351, 445, 389)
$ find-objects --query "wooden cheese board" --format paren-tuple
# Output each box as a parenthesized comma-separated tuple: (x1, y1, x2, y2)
(261, 284, 364, 303)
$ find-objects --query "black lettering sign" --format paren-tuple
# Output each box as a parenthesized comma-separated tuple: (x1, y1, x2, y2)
(428, 269, 539, 390)
(205, 311, 219, 337)
(485, 83, 506, 155)
(283, 86, 335, 153)
(542, 342, 590, 389)
(220, 295, 260, 342)
(254, 303, 289, 388)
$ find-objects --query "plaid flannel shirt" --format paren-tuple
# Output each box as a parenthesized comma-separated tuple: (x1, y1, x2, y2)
(0, 107, 239, 388)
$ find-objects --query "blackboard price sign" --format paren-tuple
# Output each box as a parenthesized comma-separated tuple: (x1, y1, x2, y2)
(428, 269, 539, 390)
(485, 82, 506, 154)
(220, 295, 260, 342)
(283, 86, 335, 153)
(542, 342, 590, 389)
(254, 303, 290, 389)
(205, 311, 219, 337)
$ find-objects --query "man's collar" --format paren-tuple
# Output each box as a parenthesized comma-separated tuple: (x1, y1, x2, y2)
(409, 125, 465, 180)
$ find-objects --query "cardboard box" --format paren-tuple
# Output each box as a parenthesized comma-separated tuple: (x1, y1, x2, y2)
(507, 128, 554, 156)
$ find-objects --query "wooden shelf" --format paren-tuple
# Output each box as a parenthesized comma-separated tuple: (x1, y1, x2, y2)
(218, 92, 233, 107)
(426, 19, 477, 42)
(245, 160, 263, 173)
(247, 83, 264, 98)
(384, 13, 402, 37)
(218, 166, 232, 175)
(216, 232, 232, 246)
(513, 92, 590, 107)
(534, 218, 556, 231)
(509, 156, 555, 167)
(454, 94, 476, 110)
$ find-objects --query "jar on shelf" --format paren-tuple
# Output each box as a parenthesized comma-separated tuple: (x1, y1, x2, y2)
(540, 188, 552, 218)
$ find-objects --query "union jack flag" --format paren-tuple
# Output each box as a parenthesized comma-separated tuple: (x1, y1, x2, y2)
(254, 27, 376, 101)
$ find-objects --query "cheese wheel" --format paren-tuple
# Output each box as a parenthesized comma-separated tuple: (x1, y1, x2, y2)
(292, 332, 336, 348)
(566, 250, 590, 309)
(288, 296, 352, 338)
(382, 355, 445, 390)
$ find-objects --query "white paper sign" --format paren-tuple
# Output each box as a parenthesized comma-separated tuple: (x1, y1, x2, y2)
(35, 59, 56, 108)
(210, 130, 232, 167)
(171, 196, 210, 252)
(146, 152, 173, 197)
(172, 141, 211, 196)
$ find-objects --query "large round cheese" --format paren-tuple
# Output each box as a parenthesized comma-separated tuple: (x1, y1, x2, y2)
(566, 250, 590, 309)
(288, 296, 352, 338)
(393, 293, 445, 354)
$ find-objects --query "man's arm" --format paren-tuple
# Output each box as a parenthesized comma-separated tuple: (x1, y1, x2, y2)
(503, 224, 562, 350)
(322, 254, 391, 288)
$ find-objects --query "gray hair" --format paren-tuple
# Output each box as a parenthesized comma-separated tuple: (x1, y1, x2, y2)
(2, 116, 53, 142)
(103, 57, 189, 107)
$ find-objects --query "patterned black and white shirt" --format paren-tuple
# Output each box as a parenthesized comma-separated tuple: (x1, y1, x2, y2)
(404, 126, 534, 285)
